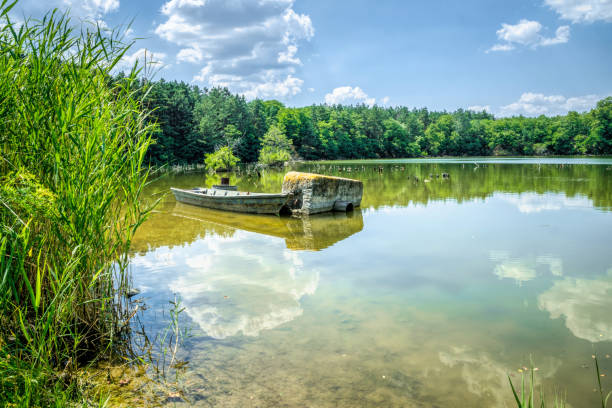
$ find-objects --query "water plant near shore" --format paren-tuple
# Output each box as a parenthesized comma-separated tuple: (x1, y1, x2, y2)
(508, 356, 611, 408)
(0, 0, 157, 404)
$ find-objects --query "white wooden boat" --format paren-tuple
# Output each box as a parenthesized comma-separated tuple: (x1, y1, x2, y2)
(170, 187, 292, 215)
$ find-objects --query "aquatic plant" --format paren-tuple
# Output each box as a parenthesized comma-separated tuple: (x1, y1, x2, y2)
(508, 356, 611, 408)
(509, 366, 564, 408)
(0, 0, 157, 404)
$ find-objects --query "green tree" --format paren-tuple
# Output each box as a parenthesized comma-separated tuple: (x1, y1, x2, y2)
(586, 97, 612, 154)
(105, 77, 612, 162)
(421, 114, 453, 155)
(223, 124, 243, 148)
(383, 119, 409, 157)
(193, 87, 255, 161)
(140, 79, 201, 164)
(550, 111, 585, 154)
(258, 125, 293, 166)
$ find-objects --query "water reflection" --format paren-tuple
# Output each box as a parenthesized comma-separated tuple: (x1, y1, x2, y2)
(536, 255, 563, 276)
(499, 192, 593, 213)
(490, 251, 564, 285)
(538, 270, 612, 343)
(142, 160, 612, 212)
(172, 203, 364, 251)
(132, 202, 363, 253)
(129, 159, 612, 407)
(493, 260, 537, 285)
(132, 232, 319, 339)
(439, 347, 562, 408)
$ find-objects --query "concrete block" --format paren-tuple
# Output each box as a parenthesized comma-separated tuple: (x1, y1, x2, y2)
(282, 171, 363, 215)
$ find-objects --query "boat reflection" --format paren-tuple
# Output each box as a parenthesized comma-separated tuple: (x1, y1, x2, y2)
(132, 200, 364, 253)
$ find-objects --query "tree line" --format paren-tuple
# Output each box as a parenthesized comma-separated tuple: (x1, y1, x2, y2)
(121, 75, 612, 165)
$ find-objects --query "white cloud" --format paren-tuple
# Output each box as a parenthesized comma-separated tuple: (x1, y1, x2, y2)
(538, 272, 612, 342)
(194, 70, 304, 99)
(116, 48, 167, 72)
(324, 86, 376, 106)
(488, 43, 515, 52)
(487, 19, 570, 52)
(564, 94, 607, 111)
(497, 19, 544, 45)
(15, 0, 119, 23)
(242, 75, 304, 100)
(156, 0, 313, 99)
(85, 0, 119, 14)
(467, 105, 491, 112)
(278, 44, 300, 65)
(545, 0, 612, 23)
(381, 96, 390, 105)
(539, 25, 571, 45)
(177, 47, 204, 64)
(499, 92, 605, 116)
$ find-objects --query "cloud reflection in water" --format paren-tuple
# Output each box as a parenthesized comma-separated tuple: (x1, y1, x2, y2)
(490, 251, 563, 285)
(538, 270, 612, 343)
(499, 192, 592, 214)
(439, 347, 561, 408)
(164, 232, 319, 339)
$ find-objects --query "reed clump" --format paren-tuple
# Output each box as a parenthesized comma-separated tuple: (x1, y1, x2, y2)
(0, 0, 156, 404)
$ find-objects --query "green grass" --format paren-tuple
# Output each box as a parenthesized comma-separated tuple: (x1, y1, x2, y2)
(0, 0, 158, 405)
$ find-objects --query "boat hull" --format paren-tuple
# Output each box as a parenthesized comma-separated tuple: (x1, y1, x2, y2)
(170, 188, 291, 215)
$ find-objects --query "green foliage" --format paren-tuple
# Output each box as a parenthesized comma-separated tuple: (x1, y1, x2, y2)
(120, 81, 612, 163)
(258, 125, 293, 166)
(277, 108, 321, 160)
(588, 97, 612, 154)
(0, 1, 156, 405)
(193, 87, 259, 163)
(205, 146, 240, 171)
(140, 79, 203, 164)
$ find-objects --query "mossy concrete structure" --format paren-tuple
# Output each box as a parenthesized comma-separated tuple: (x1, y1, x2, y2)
(282, 171, 363, 215)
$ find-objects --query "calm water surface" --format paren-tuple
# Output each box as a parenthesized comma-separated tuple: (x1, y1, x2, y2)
(130, 158, 612, 407)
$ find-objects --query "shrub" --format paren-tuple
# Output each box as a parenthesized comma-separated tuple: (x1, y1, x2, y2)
(258, 125, 293, 166)
(204, 146, 240, 172)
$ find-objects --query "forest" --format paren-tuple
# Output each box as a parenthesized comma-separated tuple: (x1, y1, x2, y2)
(121, 75, 612, 166)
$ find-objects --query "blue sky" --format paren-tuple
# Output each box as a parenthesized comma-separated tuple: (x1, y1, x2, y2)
(12, 0, 612, 116)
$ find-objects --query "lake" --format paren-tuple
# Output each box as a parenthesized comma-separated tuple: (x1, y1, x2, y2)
(130, 158, 612, 407)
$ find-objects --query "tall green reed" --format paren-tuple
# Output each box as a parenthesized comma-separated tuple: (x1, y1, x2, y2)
(0, 0, 157, 404)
